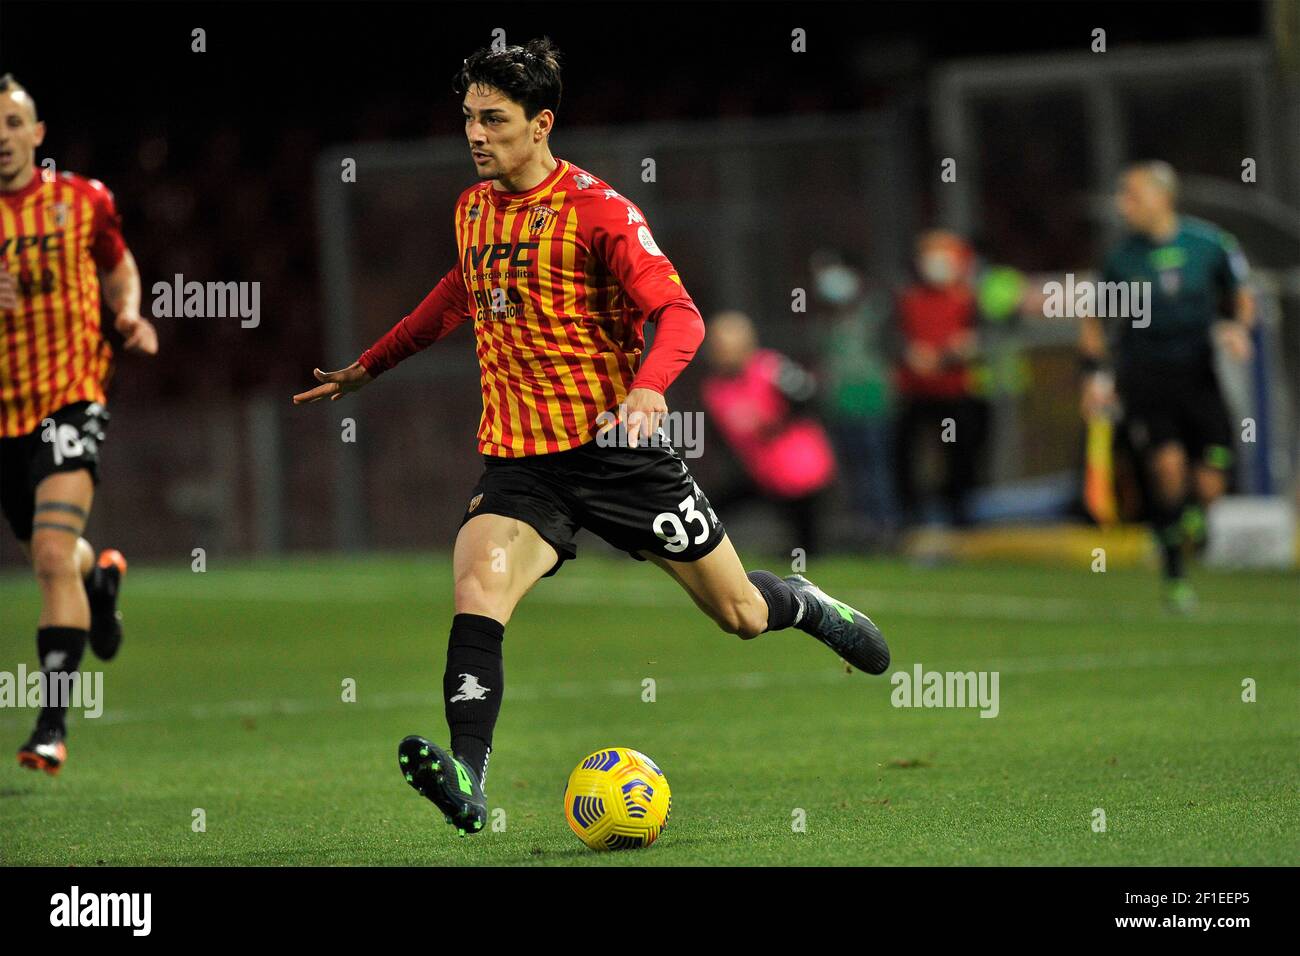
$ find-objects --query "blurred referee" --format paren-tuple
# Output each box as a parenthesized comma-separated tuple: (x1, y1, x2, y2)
(1079, 161, 1254, 612)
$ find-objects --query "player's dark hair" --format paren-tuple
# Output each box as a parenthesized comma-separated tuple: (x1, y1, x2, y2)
(0, 73, 38, 120)
(453, 37, 562, 121)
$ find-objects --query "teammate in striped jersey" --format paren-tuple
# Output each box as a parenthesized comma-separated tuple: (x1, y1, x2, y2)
(294, 39, 891, 835)
(0, 74, 157, 774)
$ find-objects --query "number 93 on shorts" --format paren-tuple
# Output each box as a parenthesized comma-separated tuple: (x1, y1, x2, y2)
(459, 438, 727, 574)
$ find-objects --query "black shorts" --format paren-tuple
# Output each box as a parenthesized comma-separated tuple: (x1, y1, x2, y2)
(458, 438, 727, 577)
(1118, 362, 1234, 470)
(0, 401, 109, 542)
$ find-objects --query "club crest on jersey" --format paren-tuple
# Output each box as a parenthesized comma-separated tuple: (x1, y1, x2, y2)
(526, 204, 558, 236)
(46, 203, 69, 229)
(468, 493, 483, 513)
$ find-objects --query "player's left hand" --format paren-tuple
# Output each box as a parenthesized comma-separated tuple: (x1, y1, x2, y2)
(1214, 321, 1252, 363)
(115, 311, 159, 355)
(623, 387, 667, 448)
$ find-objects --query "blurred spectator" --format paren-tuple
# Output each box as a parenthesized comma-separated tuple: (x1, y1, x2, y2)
(810, 252, 900, 547)
(893, 231, 990, 527)
(700, 311, 836, 555)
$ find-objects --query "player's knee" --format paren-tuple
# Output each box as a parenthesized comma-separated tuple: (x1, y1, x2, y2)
(1151, 445, 1185, 478)
(1151, 464, 1183, 491)
(74, 537, 95, 577)
(1195, 468, 1226, 502)
(453, 568, 512, 618)
(1149, 459, 1185, 503)
(30, 534, 79, 586)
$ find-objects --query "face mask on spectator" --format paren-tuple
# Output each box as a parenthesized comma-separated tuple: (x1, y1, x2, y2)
(919, 251, 955, 286)
(815, 265, 861, 305)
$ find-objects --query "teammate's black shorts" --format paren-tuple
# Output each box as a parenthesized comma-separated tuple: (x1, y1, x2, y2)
(1118, 361, 1234, 470)
(0, 401, 110, 542)
(458, 436, 727, 577)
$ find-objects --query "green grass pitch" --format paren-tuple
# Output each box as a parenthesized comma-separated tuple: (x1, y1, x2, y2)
(1, 552, 1296, 866)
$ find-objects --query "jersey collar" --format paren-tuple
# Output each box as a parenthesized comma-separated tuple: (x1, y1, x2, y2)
(0, 169, 47, 205)
(484, 159, 568, 209)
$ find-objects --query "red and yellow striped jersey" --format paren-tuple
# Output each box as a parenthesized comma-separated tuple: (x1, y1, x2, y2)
(0, 170, 125, 437)
(360, 159, 703, 457)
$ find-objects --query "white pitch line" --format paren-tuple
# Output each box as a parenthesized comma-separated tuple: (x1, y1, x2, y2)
(535, 579, 1300, 628)
(76, 572, 1300, 628)
(0, 645, 1291, 731)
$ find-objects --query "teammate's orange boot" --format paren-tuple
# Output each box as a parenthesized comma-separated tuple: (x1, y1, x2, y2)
(17, 726, 67, 776)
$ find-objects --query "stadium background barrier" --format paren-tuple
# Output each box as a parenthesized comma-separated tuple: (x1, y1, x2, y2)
(0, 41, 1295, 568)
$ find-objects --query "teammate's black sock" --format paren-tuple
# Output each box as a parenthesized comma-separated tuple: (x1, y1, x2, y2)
(85, 561, 110, 595)
(747, 570, 818, 632)
(443, 613, 504, 785)
(35, 626, 87, 733)
(85, 564, 109, 625)
(1153, 506, 1186, 581)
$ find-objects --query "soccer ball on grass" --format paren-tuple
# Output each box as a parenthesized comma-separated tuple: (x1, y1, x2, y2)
(563, 747, 671, 850)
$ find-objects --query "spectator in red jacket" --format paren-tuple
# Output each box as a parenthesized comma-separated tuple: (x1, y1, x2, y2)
(893, 231, 989, 527)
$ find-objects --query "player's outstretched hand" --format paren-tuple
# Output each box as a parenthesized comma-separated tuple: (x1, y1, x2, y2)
(293, 362, 373, 404)
(624, 386, 667, 448)
(115, 312, 159, 355)
(0, 271, 18, 311)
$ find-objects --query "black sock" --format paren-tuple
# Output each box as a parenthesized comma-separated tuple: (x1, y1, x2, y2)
(84, 564, 119, 633)
(746, 570, 817, 632)
(1153, 504, 1186, 581)
(84, 565, 104, 619)
(85, 562, 108, 596)
(36, 626, 87, 733)
(443, 613, 504, 785)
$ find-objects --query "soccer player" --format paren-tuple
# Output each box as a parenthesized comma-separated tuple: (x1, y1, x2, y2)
(0, 74, 157, 773)
(1080, 161, 1254, 611)
(293, 39, 891, 836)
